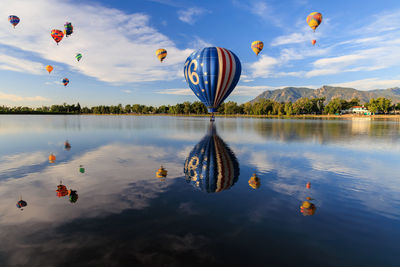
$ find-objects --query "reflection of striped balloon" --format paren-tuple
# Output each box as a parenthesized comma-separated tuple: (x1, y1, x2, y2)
(184, 47, 241, 113)
(156, 48, 167, 62)
(76, 53, 82, 62)
(8, 15, 20, 28)
(251, 41, 264, 56)
(306, 12, 322, 31)
(51, 29, 64, 45)
(184, 123, 239, 193)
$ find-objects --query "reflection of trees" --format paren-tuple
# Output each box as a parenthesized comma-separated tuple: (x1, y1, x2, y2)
(253, 119, 400, 144)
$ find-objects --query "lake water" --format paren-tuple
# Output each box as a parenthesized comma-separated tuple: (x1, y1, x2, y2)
(0, 115, 399, 266)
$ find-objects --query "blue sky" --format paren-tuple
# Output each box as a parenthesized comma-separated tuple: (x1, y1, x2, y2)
(1, 0, 400, 107)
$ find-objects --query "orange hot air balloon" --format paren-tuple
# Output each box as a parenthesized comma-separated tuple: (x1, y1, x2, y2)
(306, 12, 322, 32)
(46, 65, 53, 74)
(311, 40, 316, 46)
(306, 182, 311, 189)
(51, 29, 64, 45)
(49, 153, 56, 163)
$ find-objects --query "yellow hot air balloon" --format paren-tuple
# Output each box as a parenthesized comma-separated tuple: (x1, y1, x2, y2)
(46, 65, 53, 74)
(156, 48, 167, 62)
(251, 41, 264, 56)
(306, 12, 322, 31)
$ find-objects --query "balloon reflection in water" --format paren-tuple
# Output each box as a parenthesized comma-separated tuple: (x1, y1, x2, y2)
(64, 140, 71, 150)
(184, 123, 239, 193)
(68, 190, 79, 203)
(156, 166, 167, 181)
(300, 200, 316, 216)
(16, 198, 27, 210)
(248, 173, 261, 189)
(56, 182, 68, 197)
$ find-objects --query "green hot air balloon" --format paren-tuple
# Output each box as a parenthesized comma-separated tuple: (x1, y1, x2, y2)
(76, 53, 82, 62)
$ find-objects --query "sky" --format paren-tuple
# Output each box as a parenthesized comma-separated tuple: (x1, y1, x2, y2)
(1, 0, 400, 107)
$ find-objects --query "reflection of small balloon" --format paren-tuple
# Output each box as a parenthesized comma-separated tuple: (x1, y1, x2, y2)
(300, 201, 316, 216)
(156, 166, 167, 178)
(64, 141, 71, 150)
(248, 173, 261, 189)
(49, 153, 56, 163)
(56, 182, 68, 197)
(306, 182, 311, 189)
(16, 200, 27, 209)
(79, 165, 85, 173)
(68, 189, 79, 203)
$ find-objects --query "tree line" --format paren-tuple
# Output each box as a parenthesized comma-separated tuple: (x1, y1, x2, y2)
(1, 97, 400, 115)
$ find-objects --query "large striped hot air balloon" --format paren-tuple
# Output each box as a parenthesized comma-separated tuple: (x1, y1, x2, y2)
(184, 47, 241, 114)
(51, 29, 64, 45)
(8, 15, 20, 28)
(251, 41, 264, 56)
(184, 123, 240, 193)
(156, 48, 167, 62)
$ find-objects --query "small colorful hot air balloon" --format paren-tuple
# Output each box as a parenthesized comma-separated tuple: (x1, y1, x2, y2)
(62, 78, 69, 86)
(68, 190, 78, 203)
(184, 47, 241, 116)
(64, 140, 71, 150)
(79, 165, 85, 174)
(75, 53, 82, 62)
(8, 15, 20, 28)
(251, 41, 264, 56)
(64, 22, 73, 37)
(156, 49, 167, 62)
(45, 65, 53, 74)
(56, 182, 68, 197)
(51, 29, 64, 45)
(311, 40, 316, 46)
(248, 173, 261, 189)
(49, 153, 56, 163)
(306, 182, 311, 189)
(156, 166, 167, 178)
(307, 12, 322, 32)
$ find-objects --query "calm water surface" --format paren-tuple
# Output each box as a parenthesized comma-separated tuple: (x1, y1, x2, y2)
(0, 115, 399, 266)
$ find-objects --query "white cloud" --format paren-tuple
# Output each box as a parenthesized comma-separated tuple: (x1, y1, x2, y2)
(122, 89, 132, 93)
(0, 91, 50, 102)
(0, 0, 200, 83)
(178, 8, 210, 25)
(248, 55, 278, 78)
(331, 78, 400, 90)
(271, 32, 311, 46)
(0, 55, 44, 75)
(157, 88, 192, 95)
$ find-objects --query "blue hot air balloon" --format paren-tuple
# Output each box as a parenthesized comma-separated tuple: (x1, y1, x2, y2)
(184, 123, 240, 193)
(184, 47, 241, 114)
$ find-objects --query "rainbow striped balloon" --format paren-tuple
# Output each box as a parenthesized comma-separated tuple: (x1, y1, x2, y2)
(8, 15, 20, 28)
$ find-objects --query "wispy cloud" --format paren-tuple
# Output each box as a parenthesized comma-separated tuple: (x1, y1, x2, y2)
(0, 55, 44, 75)
(178, 7, 210, 25)
(0, 0, 203, 84)
(122, 89, 132, 93)
(247, 55, 278, 78)
(331, 78, 400, 90)
(157, 88, 192, 95)
(0, 91, 50, 102)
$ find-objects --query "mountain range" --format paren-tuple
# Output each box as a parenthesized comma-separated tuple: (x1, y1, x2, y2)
(250, 86, 400, 104)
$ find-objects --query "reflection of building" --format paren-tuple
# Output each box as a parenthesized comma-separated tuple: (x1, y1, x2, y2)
(184, 123, 240, 193)
(342, 106, 371, 115)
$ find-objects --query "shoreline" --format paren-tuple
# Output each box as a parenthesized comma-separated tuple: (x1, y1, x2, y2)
(1, 113, 400, 120)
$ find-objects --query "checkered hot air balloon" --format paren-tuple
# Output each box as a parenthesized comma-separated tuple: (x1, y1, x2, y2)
(8, 15, 20, 28)
(64, 22, 73, 37)
(184, 123, 240, 193)
(184, 47, 241, 114)
(51, 29, 64, 45)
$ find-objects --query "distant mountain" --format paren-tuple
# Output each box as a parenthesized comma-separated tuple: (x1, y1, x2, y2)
(250, 86, 400, 104)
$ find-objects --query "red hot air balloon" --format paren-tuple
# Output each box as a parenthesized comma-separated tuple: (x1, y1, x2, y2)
(311, 40, 316, 46)
(51, 29, 64, 45)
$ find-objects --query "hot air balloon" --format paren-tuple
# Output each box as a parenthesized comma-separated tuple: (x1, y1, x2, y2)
(51, 29, 64, 45)
(184, 47, 241, 117)
(311, 40, 316, 46)
(156, 165, 167, 178)
(248, 173, 261, 189)
(16, 197, 27, 210)
(8, 15, 20, 28)
(184, 123, 240, 193)
(306, 182, 311, 189)
(64, 22, 73, 37)
(68, 190, 78, 203)
(62, 78, 69, 86)
(56, 182, 68, 197)
(79, 165, 85, 174)
(156, 49, 167, 62)
(64, 140, 71, 150)
(306, 12, 322, 31)
(46, 65, 53, 74)
(76, 53, 82, 62)
(251, 41, 264, 56)
(49, 153, 56, 163)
